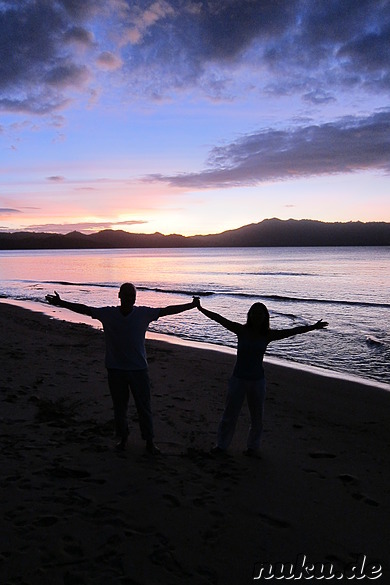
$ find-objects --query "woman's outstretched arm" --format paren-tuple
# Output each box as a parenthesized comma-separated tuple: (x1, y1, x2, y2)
(268, 319, 328, 342)
(198, 303, 242, 334)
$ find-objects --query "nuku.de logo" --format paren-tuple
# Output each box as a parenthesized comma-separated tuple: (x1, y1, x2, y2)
(253, 553, 382, 580)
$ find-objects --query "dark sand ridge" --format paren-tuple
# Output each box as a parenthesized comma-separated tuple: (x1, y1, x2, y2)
(1, 302, 389, 584)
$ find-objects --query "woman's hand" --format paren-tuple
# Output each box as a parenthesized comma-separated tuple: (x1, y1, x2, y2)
(313, 319, 328, 330)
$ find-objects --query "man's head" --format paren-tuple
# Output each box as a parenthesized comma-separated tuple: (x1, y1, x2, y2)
(119, 283, 137, 305)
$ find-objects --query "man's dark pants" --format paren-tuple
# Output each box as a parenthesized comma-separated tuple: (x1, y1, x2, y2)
(107, 368, 154, 442)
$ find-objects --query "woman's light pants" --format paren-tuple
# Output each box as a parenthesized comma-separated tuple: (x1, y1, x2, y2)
(217, 376, 266, 451)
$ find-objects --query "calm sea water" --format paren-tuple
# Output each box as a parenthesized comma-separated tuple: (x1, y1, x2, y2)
(1, 247, 389, 386)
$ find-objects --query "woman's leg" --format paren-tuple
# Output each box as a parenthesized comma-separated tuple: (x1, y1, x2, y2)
(217, 377, 246, 450)
(246, 379, 266, 451)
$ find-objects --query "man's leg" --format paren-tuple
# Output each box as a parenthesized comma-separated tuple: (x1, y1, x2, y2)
(128, 369, 157, 453)
(107, 369, 130, 449)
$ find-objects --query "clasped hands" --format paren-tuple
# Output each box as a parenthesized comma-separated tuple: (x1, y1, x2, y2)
(192, 296, 201, 309)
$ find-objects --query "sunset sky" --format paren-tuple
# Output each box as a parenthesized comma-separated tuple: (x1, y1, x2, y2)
(1, 0, 390, 236)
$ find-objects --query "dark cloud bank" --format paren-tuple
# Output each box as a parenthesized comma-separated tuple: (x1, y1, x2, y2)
(1, 1, 389, 186)
(1, 0, 389, 111)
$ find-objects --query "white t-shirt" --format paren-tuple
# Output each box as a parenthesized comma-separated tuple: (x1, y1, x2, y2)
(90, 305, 160, 370)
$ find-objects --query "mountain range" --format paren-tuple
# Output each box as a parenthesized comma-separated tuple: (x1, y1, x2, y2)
(0, 218, 389, 249)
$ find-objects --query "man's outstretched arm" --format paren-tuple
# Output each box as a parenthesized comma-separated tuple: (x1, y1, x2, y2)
(158, 296, 199, 318)
(46, 291, 93, 317)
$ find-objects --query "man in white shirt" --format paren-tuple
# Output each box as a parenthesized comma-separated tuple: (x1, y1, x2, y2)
(46, 283, 199, 454)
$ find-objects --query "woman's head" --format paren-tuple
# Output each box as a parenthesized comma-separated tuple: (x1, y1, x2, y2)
(246, 302, 270, 333)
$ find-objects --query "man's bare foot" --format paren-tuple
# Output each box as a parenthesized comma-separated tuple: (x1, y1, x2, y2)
(146, 441, 161, 455)
(210, 446, 227, 455)
(115, 438, 127, 451)
(243, 448, 261, 459)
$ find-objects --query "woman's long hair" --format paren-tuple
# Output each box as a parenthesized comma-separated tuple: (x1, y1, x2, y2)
(246, 302, 270, 334)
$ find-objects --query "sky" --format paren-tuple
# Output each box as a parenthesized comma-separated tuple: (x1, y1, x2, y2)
(1, 0, 390, 236)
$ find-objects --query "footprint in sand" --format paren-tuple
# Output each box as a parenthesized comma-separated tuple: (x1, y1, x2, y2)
(350, 493, 380, 506)
(309, 451, 337, 459)
(124, 525, 157, 537)
(149, 545, 190, 578)
(64, 571, 87, 585)
(338, 473, 359, 486)
(302, 468, 326, 479)
(49, 466, 91, 479)
(63, 544, 84, 558)
(192, 491, 218, 510)
(162, 493, 181, 507)
(362, 497, 380, 506)
(33, 516, 59, 527)
(258, 512, 290, 529)
(197, 566, 218, 583)
(338, 474, 379, 506)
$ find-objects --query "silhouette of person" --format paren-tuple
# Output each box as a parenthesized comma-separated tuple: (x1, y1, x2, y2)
(46, 284, 199, 454)
(196, 300, 328, 457)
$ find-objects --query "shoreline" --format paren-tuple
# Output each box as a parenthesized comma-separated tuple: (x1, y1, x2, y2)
(2, 297, 389, 393)
(1, 301, 389, 584)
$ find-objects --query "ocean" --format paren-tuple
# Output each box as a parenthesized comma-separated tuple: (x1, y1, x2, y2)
(1, 246, 389, 387)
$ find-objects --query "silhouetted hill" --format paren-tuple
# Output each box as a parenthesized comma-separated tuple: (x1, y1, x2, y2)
(189, 219, 390, 247)
(0, 219, 389, 249)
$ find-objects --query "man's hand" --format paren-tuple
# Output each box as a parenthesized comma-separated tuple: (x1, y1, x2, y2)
(46, 291, 62, 306)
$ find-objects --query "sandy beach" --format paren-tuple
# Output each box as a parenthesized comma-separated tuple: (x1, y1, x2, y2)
(1, 301, 389, 584)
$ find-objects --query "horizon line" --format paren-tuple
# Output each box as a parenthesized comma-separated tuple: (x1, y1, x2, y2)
(2, 217, 390, 239)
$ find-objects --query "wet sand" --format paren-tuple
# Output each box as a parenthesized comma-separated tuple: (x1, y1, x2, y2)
(1, 302, 389, 584)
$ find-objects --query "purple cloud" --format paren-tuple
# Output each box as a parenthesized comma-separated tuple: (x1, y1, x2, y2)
(46, 176, 66, 182)
(0, 208, 22, 214)
(147, 110, 390, 188)
(24, 219, 149, 234)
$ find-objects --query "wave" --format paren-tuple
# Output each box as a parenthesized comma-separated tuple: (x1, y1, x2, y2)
(235, 271, 318, 277)
(42, 280, 118, 289)
(20, 279, 390, 310)
(41, 280, 215, 297)
(225, 292, 390, 309)
(137, 286, 214, 297)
